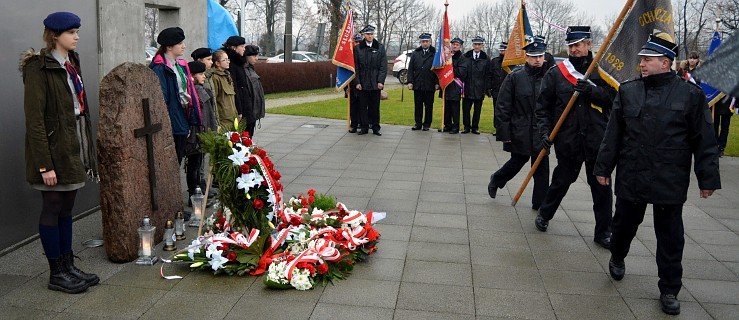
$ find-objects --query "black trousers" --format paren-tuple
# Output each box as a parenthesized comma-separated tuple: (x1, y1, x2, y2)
(538, 155, 613, 239)
(610, 198, 684, 295)
(414, 90, 435, 127)
(714, 114, 732, 150)
(462, 98, 484, 131)
(444, 99, 461, 131)
(185, 153, 203, 195)
(349, 92, 360, 129)
(492, 97, 500, 131)
(491, 153, 549, 208)
(359, 90, 381, 132)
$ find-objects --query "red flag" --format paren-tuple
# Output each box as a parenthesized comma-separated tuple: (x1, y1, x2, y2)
(433, 7, 454, 90)
(332, 9, 355, 90)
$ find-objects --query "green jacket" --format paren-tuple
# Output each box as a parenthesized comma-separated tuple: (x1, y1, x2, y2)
(21, 49, 98, 185)
(210, 69, 238, 130)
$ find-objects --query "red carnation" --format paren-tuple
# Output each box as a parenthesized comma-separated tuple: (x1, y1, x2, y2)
(248, 157, 258, 166)
(261, 180, 268, 186)
(271, 170, 281, 180)
(218, 243, 229, 251)
(257, 149, 267, 158)
(240, 164, 251, 174)
(242, 131, 251, 139)
(301, 197, 309, 207)
(226, 251, 238, 262)
(308, 189, 316, 196)
(230, 132, 240, 143)
(253, 199, 264, 210)
(317, 263, 329, 274)
(241, 137, 253, 147)
(308, 195, 315, 204)
(290, 215, 302, 226)
(296, 261, 316, 275)
(366, 228, 379, 242)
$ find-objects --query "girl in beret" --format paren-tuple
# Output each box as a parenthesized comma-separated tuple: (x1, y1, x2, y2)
(20, 11, 99, 294)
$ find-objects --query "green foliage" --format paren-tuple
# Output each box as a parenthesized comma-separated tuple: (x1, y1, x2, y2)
(311, 194, 337, 211)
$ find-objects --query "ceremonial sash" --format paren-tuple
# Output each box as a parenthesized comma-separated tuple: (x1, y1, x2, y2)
(557, 59, 604, 113)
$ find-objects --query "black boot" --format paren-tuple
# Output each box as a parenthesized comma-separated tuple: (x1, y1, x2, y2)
(48, 258, 88, 294)
(660, 294, 680, 315)
(62, 252, 100, 286)
(608, 257, 625, 280)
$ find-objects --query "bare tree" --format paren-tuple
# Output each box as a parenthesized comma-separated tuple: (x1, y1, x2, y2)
(144, 7, 159, 48)
(528, 0, 575, 55)
(314, 0, 348, 56)
(254, 0, 285, 55)
(711, 0, 739, 32)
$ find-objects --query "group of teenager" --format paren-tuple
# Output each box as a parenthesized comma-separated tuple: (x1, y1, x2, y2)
(21, 12, 266, 295)
(398, 24, 722, 316)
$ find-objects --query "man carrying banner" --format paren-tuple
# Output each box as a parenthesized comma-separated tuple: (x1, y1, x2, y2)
(408, 32, 439, 131)
(354, 25, 387, 136)
(461, 36, 491, 134)
(442, 37, 467, 134)
(594, 34, 721, 315)
(533, 26, 616, 250)
(488, 37, 549, 209)
(346, 34, 362, 133)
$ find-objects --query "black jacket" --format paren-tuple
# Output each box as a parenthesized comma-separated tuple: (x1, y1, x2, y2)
(489, 54, 506, 99)
(496, 64, 547, 155)
(407, 46, 438, 91)
(442, 50, 468, 101)
(222, 47, 250, 116)
(354, 40, 387, 91)
(594, 72, 721, 204)
(463, 50, 491, 100)
(714, 95, 735, 115)
(535, 53, 617, 161)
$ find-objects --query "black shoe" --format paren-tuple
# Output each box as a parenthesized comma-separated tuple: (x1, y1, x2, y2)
(535, 214, 549, 232)
(532, 204, 540, 210)
(442, 128, 450, 132)
(594, 237, 611, 249)
(348, 127, 357, 133)
(48, 258, 88, 294)
(472, 130, 480, 135)
(719, 150, 724, 158)
(487, 180, 498, 198)
(61, 252, 99, 286)
(608, 258, 625, 280)
(450, 130, 459, 134)
(411, 125, 422, 131)
(461, 129, 471, 134)
(373, 131, 382, 136)
(358, 130, 368, 135)
(660, 294, 680, 315)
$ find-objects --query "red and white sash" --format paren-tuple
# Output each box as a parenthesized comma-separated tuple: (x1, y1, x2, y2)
(557, 59, 596, 86)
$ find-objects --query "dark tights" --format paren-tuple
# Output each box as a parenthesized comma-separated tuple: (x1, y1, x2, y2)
(39, 190, 77, 259)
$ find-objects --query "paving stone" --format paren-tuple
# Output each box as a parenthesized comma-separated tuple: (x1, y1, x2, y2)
(612, 275, 695, 302)
(701, 244, 739, 262)
(467, 215, 523, 233)
(372, 188, 420, 201)
(53, 312, 135, 320)
(372, 240, 408, 260)
(682, 279, 739, 304)
(624, 298, 712, 320)
(0, 305, 59, 320)
(413, 213, 467, 229)
(226, 295, 315, 319)
(410, 226, 469, 245)
(475, 288, 555, 319)
(533, 250, 603, 273)
(418, 191, 466, 203)
(320, 278, 399, 308)
(376, 211, 415, 226)
(421, 181, 464, 193)
(468, 230, 529, 249)
(470, 246, 536, 269)
(549, 294, 635, 319)
(521, 217, 580, 236)
(396, 282, 474, 315)
(724, 261, 739, 277)
(392, 309, 475, 320)
(641, 240, 713, 259)
(333, 178, 380, 188)
(243, 280, 325, 302)
(0, 274, 86, 312)
(103, 263, 181, 290)
(526, 234, 591, 252)
(702, 303, 739, 320)
(405, 242, 470, 263)
(327, 185, 376, 197)
(171, 270, 255, 295)
(374, 224, 411, 241)
(351, 258, 404, 282)
(682, 259, 738, 281)
(310, 303, 393, 320)
(0, 274, 31, 298)
(141, 290, 239, 320)
(540, 270, 619, 296)
(368, 198, 419, 213)
(375, 180, 421, 191)
(472, 264, 546, 292)
(402, 260, 472, 286)
(415, 200, 467, 215)
(685, 229, 739, 246)
(65, 285, 166, 318)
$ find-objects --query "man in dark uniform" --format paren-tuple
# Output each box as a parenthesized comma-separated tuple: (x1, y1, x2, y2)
(354, 25, 387, 136)
(489, 41, 507, 135)
(462, 36, 491, 134)
(488, 37, 550, 210)
(347, 34, 362, 133)
(443, 37, 467, 134)
(594, 34, 721, 316)
(407, 32, 439, 131)
(533, 26, 616, 250)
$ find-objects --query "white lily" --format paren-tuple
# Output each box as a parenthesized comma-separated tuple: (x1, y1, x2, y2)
(187, 238, 202, 260)
(228, 147, 250, 166)
(209, 252, 229, 270)
(205, 243, 222, 259)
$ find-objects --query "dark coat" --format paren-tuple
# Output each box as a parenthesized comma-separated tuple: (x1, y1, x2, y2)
(195, 84, 218, 132)
(243, 63, 265, 123)
(21, 49, 98, 185)
(442, 50, 467, 101)
(496, 64, 546, 155)
(407, 45, 438, 91)
(354, 40, 387, 91)
(714, 95, 735, 115)
(489, 53, 506, 99)
(222, 47, 251, 117)
(462, 50, 491, 100)
(594, 72, 721, 205)
(535, 54, 617, 161)
(149, 53, 202, 136)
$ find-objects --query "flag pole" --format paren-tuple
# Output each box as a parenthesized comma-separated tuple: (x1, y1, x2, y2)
(347, 90, 352, 129)
(511, 0, 637, 206)
(439, 89, 446, 132)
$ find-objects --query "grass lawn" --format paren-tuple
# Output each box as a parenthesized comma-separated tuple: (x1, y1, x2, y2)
(267, 88, 739, 157)
(267, 88, 497, 133)
(264, 87, 337, 99)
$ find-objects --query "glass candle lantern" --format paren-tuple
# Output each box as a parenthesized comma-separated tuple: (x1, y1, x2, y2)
(188, 186, 204, 227)
(135, 216, 159, 265)
(162, 220, 176, 251)
(174, 210, 186, 241)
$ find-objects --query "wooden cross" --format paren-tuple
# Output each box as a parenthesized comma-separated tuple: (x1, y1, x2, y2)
(134, 98, 163, 211)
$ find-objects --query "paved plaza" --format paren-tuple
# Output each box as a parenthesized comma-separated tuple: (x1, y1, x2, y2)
(1, 114, 738, 319)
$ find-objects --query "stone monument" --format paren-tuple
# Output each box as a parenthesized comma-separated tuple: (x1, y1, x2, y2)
(98, 63, 182, 262)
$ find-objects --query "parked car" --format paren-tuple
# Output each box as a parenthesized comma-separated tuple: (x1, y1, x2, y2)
(265, 51, 329, 63)
(145, 47, 157, 63)
(392, 49, 414, 84)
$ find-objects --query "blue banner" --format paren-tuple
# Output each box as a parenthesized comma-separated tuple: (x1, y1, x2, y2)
(701, 31, 723, 105)
(207, 0, 239, 51)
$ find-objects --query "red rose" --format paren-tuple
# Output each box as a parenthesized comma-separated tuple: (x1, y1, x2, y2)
(230, 132, 240, 143)
(226, 251, 238, 262)
(308, 189, 316, 196)
(290, 215, 302, 226)
(271, 170, 281, 180)
(241, 137, 253, 147)
(240, 164, 251, 174)
(366, 228, 379, 242)
(261, 180, 268, 186)
(296, 261, 316, 275)
(308, 195, 315, 204)
(253, 199, 264, 210)
(242, 131, 251, 139)
(317, 263, 329, 274)
(248, 157, 258, 166)
(301, 197, 309, 207)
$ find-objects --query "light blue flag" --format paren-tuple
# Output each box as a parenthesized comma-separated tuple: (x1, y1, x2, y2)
(208, 0, 239, 51)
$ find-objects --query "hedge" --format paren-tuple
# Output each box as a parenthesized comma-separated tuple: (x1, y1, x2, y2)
(253, 61, 337, 94)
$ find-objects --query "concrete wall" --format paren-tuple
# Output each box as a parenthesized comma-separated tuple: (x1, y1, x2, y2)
(98, 0, 207, 78)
